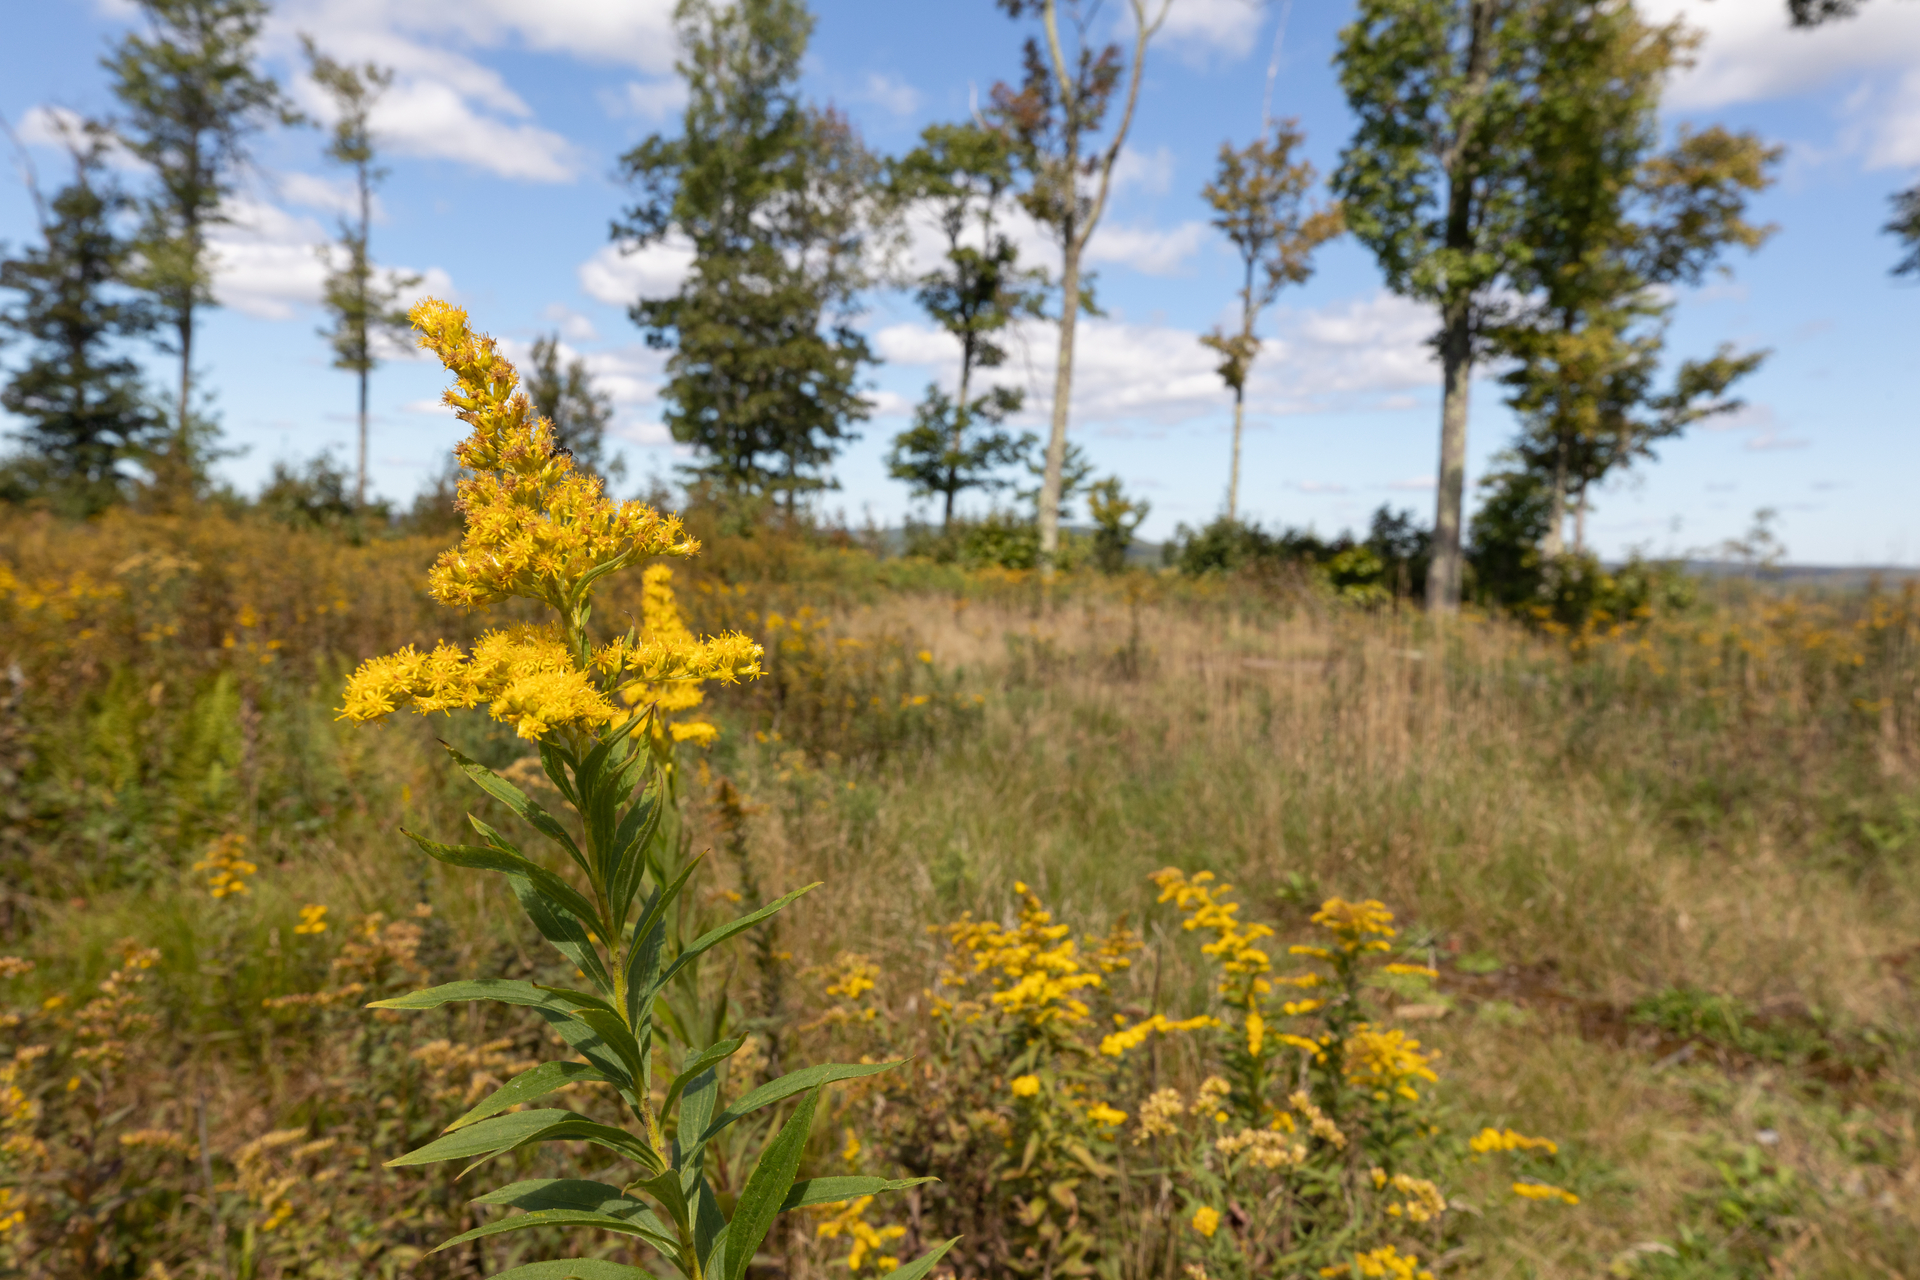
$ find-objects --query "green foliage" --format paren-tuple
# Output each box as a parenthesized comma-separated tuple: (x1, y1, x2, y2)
(105, 0, 296, 495)
(0, 127, 164, 517)
(1085, 476, 1147, 574)
(614, 0, 881, 510)
(1166, 506, 1427, 602)
(257, 451, 392, 534)
(886, 386, 1027, 524)
(1887, 183, 1920, 277)
(527, 335, 619, 482)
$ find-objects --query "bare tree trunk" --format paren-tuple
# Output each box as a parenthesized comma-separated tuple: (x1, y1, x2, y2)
(356, 162, 372, 508)
(1037, 238, 1079, 573)
(1427, 300, 1472, 613)
(1573, 485, 1588, 556)
(1541, 435, 1568, 560)
(356, 365, 369, 508)
(1228, 383, 1245, 522)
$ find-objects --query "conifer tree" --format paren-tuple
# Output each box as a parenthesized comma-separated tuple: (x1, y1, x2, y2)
(1890, 186, 1920, 278)
(1333, 0, 1545, 614)
(1198, 123, 1341, 523)
(526, 333, 618, 480)
(304, 36, 416, 509)
(0, 124, 164, 515)
(886, 123, 1042, 527)
(992, 0, 1171, 574)
(104, 0, 295, 502)
(614, 0, 881, 515)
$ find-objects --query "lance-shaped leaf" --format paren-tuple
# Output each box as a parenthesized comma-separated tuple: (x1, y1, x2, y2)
(607, 780, 665, 933)
(623, 858, 703, 1027)
(628, 1167, 694, 1236)
(392, 1109, 661, 1175)
(538, 740, 580, 807)
(430, 1209, 673, 1257)
(698, 1060, 900, 1148)
(673, 1068, 719, 1178)
(876, 1237, 963, 1280)
(446, 1061, 608, 1133)
(663, 1038, 744, 1119)
(486, 1259, 659, 1280)
(442, 743, 588, 876)
(370, 980, 637, 1088)
(721, 1087, 820, 1280)
(410, 827, 612, 993)
(779, 1176, 937, 1213)
(693, 1174, 728, 1272)
(647, 884, 820, 1004)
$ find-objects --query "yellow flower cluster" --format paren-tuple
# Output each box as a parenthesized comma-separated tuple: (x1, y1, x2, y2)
(1468, 1127, 1559, 1156)
(1010, 1074, 1041, 1098)
(1370, 1168, 1447, 1223)
(815, 1195, 906, 1273)
(294, 904, 328, 936)
(1317, 1245, 1433, 1280)
(338, 302, 762, 748)
(1216, 1126, 1306, 1170)
(1512, 1181, 1580, 1205)
(1344, 1026, 1440, 1103)
(1087, 1102, 1128, 1127)
(824, 953, 880, 1001)
(939, 883, 1105, 1028)
(1133, 1087, 1185, 1143)
(1190, 1205, 1221, 1238)
(1287, 1091, 1346, 1150)
(1151, 868, 1274, 993)
(1309, 897, 1397, 955)
(1098, 1011, 1218, 1058)
(193, 834, 257, 899)
(408, 299, 698, 616)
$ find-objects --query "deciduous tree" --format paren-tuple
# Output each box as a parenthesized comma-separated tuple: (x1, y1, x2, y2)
(1333, 0, 1545, 613)
(105, 0, 296, 501)
(304, 37, 416, 509)
(526, 333, 618, 481)
(992, 0, 1171, 574)
(1198, 122, 1341, 522)
(886, 123, 1042, 526)
(614, 0, 881, 514)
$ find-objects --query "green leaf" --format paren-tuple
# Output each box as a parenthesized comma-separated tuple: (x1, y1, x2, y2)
(779, 1177, 937, 1213)
(629, 1168, 693, 1236)
(447, 1061, 608, 1133)
(651, 884, 820, 1000)
(430, 1209, 670, 1256)
(486, 1262, 657, 1280)
(370, 980, 640, 1088)
(876, 1237, 962, 1280)
(700, 1060, 900, 1148)
(467, 1180, 679, 1255)
(623, 858, 702, 1027)
(538, 741, 580, 807)
(443, 743, 588, 876)
(410, 827, 612, 993)
(693, 1174, 727, 1271)
(722, 1087, 820, 1280)
(663, 1038, 744, 1119)
(607, 781, 666, 932)
(391, 1109, 573, 1166)
(674, 1069, 719, 1175)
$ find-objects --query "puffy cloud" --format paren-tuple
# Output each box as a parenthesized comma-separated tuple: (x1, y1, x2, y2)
(1085, 220, 1209, 276)
(859, 72, 922, 119)
(614, 78, 689, 122)
(208, 195, 448, 321)
(578, 238, 696, 306)
(1111, 144, 1177, 196)
(1643, 0, 1920, 108)
(1159, 0, 1265, 58)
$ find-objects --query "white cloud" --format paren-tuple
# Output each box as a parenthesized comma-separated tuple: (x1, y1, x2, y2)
(16, 104, 90, 149)
(616, 78, 688, 122)
(860, 72, 922, 119)
(1644, 0, 1920, 109)
(872, 290, 1439, 433)
(1111, 144, 1176, 196)
(1085, 220, 1208, 276)
(1386, 476, 1436, 492)
(578, 238, 696, 305)
(367, 79, 578, 182)
(1293, 480, 1348, 494)
(1158, 0, 1264, 57)
(542, 303, 600, 343)
(207, 194, 449, 321)
(276, 171, 367, 218)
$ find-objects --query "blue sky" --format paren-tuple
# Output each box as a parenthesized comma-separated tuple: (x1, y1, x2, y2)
(2, 0, 1916, 562)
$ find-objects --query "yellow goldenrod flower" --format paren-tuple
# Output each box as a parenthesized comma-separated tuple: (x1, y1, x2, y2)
(1010, 1074, 1041, 1098)
(1098, 1012, 1218, 1057)
(1317, 1245, 1432, 1280)
(1133, 1088, 1185, 1144)
(1087, 1102, 1128, 1127)
(1245, 1010, 1265, 1057)
(1189, 1205, 1221, 1238)
(1469, 1126, 1560, 1156)
(294, 904, 328, 936)
(193, 834, 257, 899)
(815, 1196, 906, 1272)
(1512, 1181, 1579, 1205)
(1309, 897, 1398, 954)
(1344, 1026, 1439, 1101)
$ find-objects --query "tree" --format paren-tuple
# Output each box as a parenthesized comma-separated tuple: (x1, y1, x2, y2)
(1789, 0, 1866, 23)
(614, 0, 881, 514)
(1491, 3, 1777, 559)
(1888, 185, 1920, 277)
(1198, 122, 1342, 522)
(887, 123, 1043, 526)
(992, 0, 1172, 574)
(526, 333, 618, 480)
(1086, 475, 1149, 573)
(304, 37, 417, 509)
(0, 122, 165, 515)
(104, 0, 295, 501)
(1333, 0, 1552, 614)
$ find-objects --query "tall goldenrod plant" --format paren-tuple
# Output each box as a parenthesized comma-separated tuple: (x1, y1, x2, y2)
(339, 300, 953, 1280)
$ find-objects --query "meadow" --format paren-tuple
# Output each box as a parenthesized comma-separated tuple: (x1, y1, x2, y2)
(2, 504, 1918, 1279)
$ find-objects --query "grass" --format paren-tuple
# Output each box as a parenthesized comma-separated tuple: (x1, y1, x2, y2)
(2, 510, 1918, 1277)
